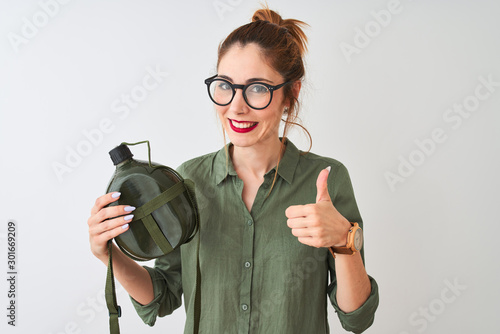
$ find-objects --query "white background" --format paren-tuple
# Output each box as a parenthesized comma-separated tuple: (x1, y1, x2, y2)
(1, 0, 499, 333)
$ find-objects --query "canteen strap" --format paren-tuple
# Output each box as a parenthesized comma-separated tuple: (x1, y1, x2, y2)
(193, 227, 201, 334)
(133, 181, 187, 221)
(180, 178, 201, 333)
(132, 181, 188, 254)
(182, 179, 199, 244)
(141, 215, 173, 254)
(105, 241, 121, 334)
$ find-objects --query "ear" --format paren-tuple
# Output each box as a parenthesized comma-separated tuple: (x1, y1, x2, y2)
(283, 81, 302, 111)
(292, 80, 302, 100)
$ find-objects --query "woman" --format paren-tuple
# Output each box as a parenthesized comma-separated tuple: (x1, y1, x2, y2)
(88, 7, 379, 334)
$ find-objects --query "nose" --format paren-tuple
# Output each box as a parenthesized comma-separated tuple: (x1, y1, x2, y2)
(228, 88, 249, 114)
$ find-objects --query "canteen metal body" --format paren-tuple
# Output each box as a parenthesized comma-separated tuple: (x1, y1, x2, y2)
(106, 143, 198, 261)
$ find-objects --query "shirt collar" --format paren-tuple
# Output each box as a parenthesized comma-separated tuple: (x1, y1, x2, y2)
(214, 138, 300, 186)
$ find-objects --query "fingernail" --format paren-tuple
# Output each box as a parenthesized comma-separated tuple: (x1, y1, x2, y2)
(124, 206, 136, 212)
(326, 166, 331, 172)
(124, 214, 134, 221)
(122, 224, 129, 229)
(112, 192, 121, 198)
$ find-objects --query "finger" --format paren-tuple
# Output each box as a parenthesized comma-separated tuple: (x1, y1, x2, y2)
(95, 222, 131, 245)
(91, 192, 122, 215)
(285, 204, 315, 219)
(316, 167, 331, 203)
(89, 213, 134, 236)
(297, 236, 315, 247)
(290, 227, 314, 238)
(286, 217, 311, 229)
(297, 235, 326, 248)
(88, 204, 135, 227)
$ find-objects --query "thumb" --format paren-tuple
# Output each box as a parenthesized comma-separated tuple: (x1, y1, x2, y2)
(316, 166, 332, 203)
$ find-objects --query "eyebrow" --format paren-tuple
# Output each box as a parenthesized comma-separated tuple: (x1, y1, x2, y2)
(217, 75, 274, 84)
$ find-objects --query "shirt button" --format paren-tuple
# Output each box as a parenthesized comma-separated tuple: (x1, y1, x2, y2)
(247, 219, 253, 226)
(244, 261, 251, 268)
(241, 304, 248, 311)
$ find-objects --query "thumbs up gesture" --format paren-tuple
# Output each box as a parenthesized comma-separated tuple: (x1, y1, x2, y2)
(285, 167, 352, 248)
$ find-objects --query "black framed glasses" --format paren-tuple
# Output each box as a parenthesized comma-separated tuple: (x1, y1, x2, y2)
(204, 74, 290, 110)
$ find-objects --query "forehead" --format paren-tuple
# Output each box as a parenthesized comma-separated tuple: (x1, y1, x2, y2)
(217, 43, 283, 83)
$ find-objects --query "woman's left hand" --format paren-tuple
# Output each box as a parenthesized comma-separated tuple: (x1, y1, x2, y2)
(285, 167, 352, 248)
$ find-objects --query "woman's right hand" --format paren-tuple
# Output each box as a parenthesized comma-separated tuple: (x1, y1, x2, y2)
(87, 192, 136, 262)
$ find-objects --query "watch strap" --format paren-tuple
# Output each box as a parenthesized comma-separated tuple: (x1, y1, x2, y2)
(329, 222, 358, 259)
(329, 246, 354, 258)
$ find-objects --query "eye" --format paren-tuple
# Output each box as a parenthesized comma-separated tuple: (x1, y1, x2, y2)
(216, 81, 232, 91)
(248, 84, 269, 94)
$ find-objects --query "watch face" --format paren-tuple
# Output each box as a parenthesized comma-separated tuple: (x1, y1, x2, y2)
(354, 229, 363, 251)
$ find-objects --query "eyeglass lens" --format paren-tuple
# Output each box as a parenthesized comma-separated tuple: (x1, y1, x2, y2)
(209, 80, 271, 109)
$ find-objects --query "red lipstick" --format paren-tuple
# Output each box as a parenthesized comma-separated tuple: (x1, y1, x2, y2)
(229, 119, 258, 133)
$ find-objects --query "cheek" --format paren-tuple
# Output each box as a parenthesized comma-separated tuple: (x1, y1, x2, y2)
(273, 114, 283, 129)
(215, 106, 227, 120)
(262, 111, 283, 130)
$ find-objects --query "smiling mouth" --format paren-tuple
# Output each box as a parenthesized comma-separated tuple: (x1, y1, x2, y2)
(229, 119, 258, 133)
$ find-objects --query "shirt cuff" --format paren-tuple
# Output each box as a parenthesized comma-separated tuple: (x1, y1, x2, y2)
(129, 266, 166, 327)
(329, 275, 379, 334)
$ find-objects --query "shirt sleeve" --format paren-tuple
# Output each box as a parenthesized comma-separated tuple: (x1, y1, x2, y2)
(327, 273, 379, 333)
(326, 162, 380, 333)
(129, 247, 183, 326)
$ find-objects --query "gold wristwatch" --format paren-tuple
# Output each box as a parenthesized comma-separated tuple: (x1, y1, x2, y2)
(329, 222, 363, 258)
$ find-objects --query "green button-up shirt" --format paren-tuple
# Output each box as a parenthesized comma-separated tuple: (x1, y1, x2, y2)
(130, 139, 379, 333)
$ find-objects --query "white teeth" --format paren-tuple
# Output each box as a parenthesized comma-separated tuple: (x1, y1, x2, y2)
(231, 120, 257, 128)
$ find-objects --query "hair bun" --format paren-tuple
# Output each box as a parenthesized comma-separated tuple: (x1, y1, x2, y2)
(251, 7, 308, 56)
(252, 8, 283, 25)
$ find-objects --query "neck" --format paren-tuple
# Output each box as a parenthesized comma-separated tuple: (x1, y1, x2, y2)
(231, 137, 284, 178)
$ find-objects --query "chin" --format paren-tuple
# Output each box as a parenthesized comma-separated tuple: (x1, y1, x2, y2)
(226, 135, 258, 148)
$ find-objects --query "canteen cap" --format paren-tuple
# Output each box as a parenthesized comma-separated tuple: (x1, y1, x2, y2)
(109, 144, 133, 165)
